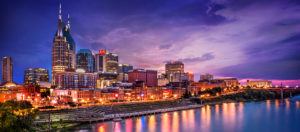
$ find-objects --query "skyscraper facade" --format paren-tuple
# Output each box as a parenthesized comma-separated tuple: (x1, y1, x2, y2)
(94, 50, 119, 73)
(165, 61, 184, 74)
(24, 68, 49, 86)
(1, 56, 13, 83)
(165, 61, 184, 82)
(51, 4, 76, 84)
(106, 52, 118, 73)
(76, 49, 94, 73)
(95, 50, 107, 72)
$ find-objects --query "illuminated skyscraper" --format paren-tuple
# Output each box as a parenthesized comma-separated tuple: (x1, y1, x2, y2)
(95, 50, 107, 72)
(165, 61, 184, 74)
(1, 56, 13, 83)
(94, 50, 118, 73)
(106, 52, 118, 73)
(76, 49, 94, 73)
(165, 61, 184, 82)
(51, 3, 76, 84)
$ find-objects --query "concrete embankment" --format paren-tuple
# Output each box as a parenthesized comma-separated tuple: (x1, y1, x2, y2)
(35, 104, 203, 124)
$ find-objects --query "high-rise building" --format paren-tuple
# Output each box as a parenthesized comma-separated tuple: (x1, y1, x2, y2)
(200, 74, 214, 81)
(95, 50, 106, 72)
(165, 61, 184, 82)
(1, 56, 13, 83)
(51, 4, 76, 84)
(24, 68, 49, 86)
(128, 69, 158, 86)
(76, 49, 94, 73)
(186, 72, 194, 82)
(165, 61, 184, 74)
(106, 52, 118, 73)
(117, 64, 133, 82)
(94, 50, 118, 73)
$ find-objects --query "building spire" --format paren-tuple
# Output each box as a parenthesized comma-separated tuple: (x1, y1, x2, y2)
(67, 13, 70, 29)
(59, 3, 62, 20)
(57, 3, 63, 36)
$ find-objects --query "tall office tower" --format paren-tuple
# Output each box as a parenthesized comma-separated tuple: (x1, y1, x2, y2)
(106, 52, 118, 73)
(51, 3, 76, 84)
(24, 68, 49, 86)
(165, 61, 184, 82)
(165, 61, 184, 74)
(117, 64, 133, 82)
(1, 56, 13, 83)
(200, 74, 214, 80)
(94, 50, 119, 73)
(95, 50, 107, 72)
(76, 49, 94, 73)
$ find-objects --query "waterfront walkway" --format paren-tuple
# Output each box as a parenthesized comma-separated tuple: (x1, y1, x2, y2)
(35, 104, 202, 124)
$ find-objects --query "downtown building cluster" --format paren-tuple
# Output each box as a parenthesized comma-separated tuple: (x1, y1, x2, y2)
(0, 4, 277, 105)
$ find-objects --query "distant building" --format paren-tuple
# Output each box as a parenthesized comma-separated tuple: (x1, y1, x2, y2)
(76, 49, 94, 73)
(106, 52, 118, 73)
(189, 80, 226, 94)
(165, 61, 184, 82)
(24, 68, 49, 86)
(51, 88, 101, 103)
(117, 64, 133, 82)
(94, 50, 118, 73)
(95, 50, 106, 72)
(128, 69, 158, 87)
(186, 72, 194, 82)
(167, 72, 194, 82)
(200, 74, 214, 81)
(52, 69, 97, 89)
(1, 56, 13, 83)
(247, 80, 272, 88)
(96, 72, 118, 88)
(165, 61, 184, 74)
(216, 78, 239, 87)
(52, 4, 76, 82)
(158, 78, 169, 86)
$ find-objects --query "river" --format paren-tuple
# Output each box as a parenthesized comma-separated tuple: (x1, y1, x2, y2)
(68, 96, 300, 132)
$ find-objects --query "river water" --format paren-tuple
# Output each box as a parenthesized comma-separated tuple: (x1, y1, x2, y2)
(70, 96, 300, 132)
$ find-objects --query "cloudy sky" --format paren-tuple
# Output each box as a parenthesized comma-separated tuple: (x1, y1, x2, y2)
(0, 0, 299, 85)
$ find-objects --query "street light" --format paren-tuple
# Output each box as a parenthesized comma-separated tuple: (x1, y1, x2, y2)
(141, 93, 144, 100)
(115, 93, 119, 103)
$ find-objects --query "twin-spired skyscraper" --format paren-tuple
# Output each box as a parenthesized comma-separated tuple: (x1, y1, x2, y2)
(51, 4, 76, 84)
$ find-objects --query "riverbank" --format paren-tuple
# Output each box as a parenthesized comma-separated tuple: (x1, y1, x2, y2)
(34, 89, 300, 131)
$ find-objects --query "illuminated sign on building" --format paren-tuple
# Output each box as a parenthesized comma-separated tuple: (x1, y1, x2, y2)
(99, 50, 106, 55)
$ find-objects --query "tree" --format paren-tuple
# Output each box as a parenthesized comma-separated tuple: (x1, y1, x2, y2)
(194, 91, 197, 97)
(183, 89, 191, 98)
(0, 100, 39, 131)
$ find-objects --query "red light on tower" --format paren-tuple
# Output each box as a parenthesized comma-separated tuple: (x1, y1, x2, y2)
(99, 50, 106, 54)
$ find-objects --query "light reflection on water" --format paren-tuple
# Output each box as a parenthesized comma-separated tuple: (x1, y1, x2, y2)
(72, 96, 300, 132)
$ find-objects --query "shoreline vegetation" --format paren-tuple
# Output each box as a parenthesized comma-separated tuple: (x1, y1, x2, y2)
(1, 89, 299, 131)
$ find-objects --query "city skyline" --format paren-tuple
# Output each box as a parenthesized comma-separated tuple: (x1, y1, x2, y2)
(0, 0, 300, 85)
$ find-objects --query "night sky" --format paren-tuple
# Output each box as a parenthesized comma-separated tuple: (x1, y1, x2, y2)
(0, 0, 299, 86)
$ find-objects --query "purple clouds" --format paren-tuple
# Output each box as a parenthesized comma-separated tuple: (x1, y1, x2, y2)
(0, 0, 299, 85)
